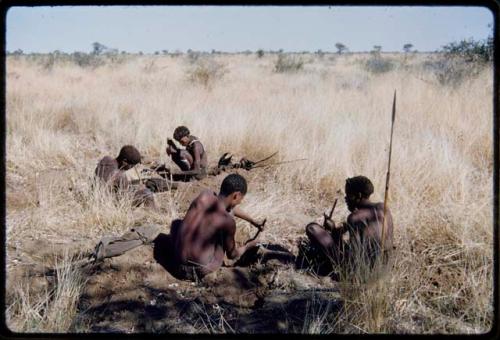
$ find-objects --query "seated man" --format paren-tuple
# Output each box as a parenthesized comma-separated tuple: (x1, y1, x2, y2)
(95, 145, 156, 209)
(155, 126, 208, 182)
(171, 173, 266, 281)
(305, 176, 394, 269)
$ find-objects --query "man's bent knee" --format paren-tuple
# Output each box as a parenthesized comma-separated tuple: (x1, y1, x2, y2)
(305, 222, 321, 238)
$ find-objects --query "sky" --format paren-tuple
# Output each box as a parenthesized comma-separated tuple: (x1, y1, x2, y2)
(5, 6, 494, 53)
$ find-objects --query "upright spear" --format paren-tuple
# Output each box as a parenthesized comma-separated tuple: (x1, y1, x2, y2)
(380, 90, 397, 254)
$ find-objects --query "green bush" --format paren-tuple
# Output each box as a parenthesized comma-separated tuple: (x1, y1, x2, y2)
(441, 38, 492, 63)
(422, 37, 493, 87)
(422, 57, 483, 87)
(186, 58, 226, 88)
(364, 56, 395, 74)
(274, 54, 304, 73)
(71, 52, 105, 68)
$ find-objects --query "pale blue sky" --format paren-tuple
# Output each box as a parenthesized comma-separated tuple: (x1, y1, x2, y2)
(6, 6, 494, 53)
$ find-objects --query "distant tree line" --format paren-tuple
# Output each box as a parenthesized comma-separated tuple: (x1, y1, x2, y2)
(6, 31, 492, 62)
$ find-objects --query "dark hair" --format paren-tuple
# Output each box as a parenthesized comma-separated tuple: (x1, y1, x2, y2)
(346, 176, 374, 198)
(116, 145, 141, 165)
(220, 174, 247, 196)
(173, 126, 190, 141)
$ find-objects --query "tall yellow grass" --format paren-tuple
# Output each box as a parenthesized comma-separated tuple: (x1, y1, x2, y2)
(6, 53, 493, 333)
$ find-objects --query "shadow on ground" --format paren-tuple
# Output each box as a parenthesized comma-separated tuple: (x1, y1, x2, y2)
(73, 233, 342, 333)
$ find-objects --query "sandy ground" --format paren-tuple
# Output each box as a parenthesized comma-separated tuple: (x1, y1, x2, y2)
(7, 167, 342, 333)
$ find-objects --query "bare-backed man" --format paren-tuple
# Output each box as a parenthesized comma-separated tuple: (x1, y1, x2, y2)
(171, 173, 265, 281)
(305, 176, 394, 268)
(95, 145, 156, 209)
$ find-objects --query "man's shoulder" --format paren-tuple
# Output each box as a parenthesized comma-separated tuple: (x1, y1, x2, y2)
(98, 156, 117, 166)
(197, 189, 217, 198)
(194, 189, 218, 206)
(189, 136, 204, 146)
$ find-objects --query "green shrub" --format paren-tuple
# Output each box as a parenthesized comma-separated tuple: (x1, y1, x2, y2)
(364, 56, 395, 74)
(186, 59, 226, 88)
(421, 57, 483, 87)
(421, 37, 492, 87)
(274, 54, 304, 73)
(71, 52, 105, 68)
(441, 38, 492, 63)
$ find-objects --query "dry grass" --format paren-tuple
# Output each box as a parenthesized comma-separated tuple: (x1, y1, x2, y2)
(6, 251, 88, 332)
(5, 52, 493, 333)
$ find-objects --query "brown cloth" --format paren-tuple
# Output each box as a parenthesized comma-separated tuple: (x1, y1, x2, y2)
(92, 225, 161, 262)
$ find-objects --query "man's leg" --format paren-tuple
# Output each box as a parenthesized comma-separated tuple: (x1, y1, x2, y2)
(132, 187, 157, 209)
(169, 150, 193, 171)
(305, 222, 338, 261)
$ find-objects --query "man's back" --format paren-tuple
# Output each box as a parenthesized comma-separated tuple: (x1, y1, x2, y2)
(347, 202, 394, 255)
(174, 190, 234, 273)
(95, 156, 128, 191)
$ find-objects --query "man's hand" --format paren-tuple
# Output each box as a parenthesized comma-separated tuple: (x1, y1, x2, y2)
(147, 160, 161, 170)
(253, 218, 267, 231)
(166, 145, 176, 156)
(244, 238, 261, 248)
(323, 213, 335, 231)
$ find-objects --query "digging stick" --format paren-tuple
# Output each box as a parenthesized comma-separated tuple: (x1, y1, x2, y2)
(245, 219, 267, 245)
(380, 90, 397, 253)
(328, 198, 338, 219)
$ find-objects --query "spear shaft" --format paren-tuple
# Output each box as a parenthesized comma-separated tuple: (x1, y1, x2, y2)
(251, 158, 308, 169)
(380, 90, 397, 253)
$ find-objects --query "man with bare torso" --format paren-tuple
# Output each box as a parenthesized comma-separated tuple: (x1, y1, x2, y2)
(153, 126, 208, 182)
(305, 176, 394, 268)
(170, 173, 266, 281)
(95, 145, 156, 209)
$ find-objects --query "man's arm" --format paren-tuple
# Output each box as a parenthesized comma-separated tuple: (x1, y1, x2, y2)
(111, 171, 130, 192)
(169, 143, 203, 176)
(232, 207, 266, 230)
(166, 138, 179, 155)
(223, 219, 260, 260)
(344, 214, 366, 244)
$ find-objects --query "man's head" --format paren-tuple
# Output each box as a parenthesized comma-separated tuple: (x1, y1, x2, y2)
(219, 173, 248, 209)
(116, 145, 142, 170)
(344, 176, 374, 212)
(173, 126, 191, 146)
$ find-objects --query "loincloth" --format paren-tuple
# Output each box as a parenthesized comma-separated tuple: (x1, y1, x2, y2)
(176, 262, 211, 282)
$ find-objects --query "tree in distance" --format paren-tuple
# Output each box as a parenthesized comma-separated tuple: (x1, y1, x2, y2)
(403, 43, 414, 53)
(335, 42, 347, 55)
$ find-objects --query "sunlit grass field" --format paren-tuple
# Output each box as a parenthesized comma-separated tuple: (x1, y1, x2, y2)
(5, 52, 493, 333)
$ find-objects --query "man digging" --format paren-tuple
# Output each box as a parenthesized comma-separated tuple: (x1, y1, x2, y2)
(305, 176, 394, 270)
(95, 144, 157, 209)
(169, 173, 266, 281)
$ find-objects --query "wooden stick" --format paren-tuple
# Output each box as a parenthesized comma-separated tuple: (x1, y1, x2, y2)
(252, 158, 308, 169)
(253, 151, 279, 165)
(328, 198, 338, 219)
(245, 219, 267, 245)
(380, 90, 397, 253)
